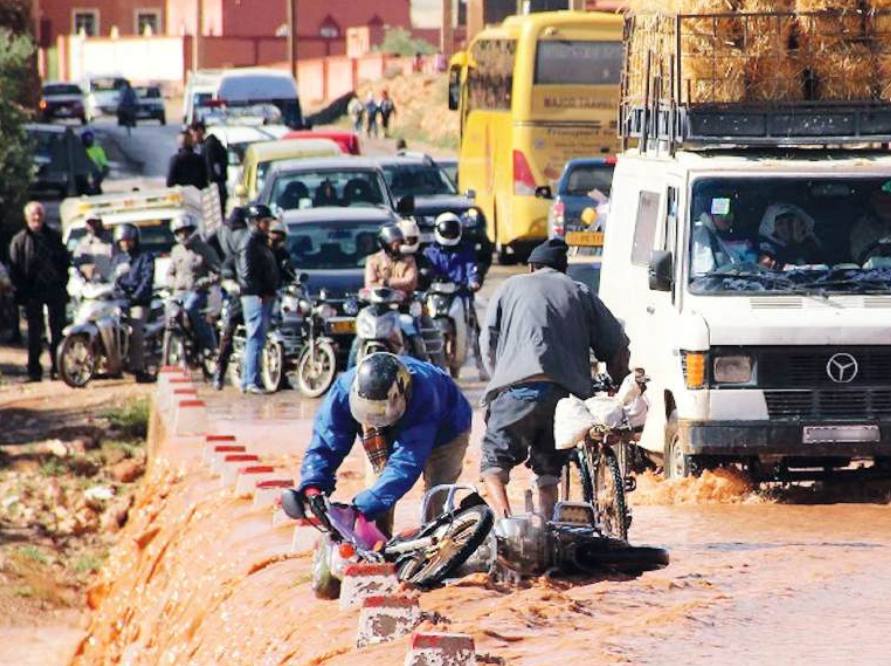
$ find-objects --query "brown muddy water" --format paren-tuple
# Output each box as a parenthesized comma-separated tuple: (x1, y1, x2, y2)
(67, 390, 891, 666)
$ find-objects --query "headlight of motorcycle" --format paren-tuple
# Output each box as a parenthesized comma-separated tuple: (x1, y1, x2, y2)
(713, 355, 753, 385)
(343, 298, 360, 316)
(408, 301, 423, 318)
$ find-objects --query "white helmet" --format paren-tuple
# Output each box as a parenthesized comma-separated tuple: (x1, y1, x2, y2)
(399, 218, 420, 254)
(434, 212, 462, 247)
(171, 214, 198, 242)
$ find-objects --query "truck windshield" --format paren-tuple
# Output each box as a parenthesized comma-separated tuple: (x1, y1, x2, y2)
(689, 176, 891, 295)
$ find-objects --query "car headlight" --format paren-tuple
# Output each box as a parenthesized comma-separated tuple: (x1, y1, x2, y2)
(713, 355, 753, 385)
(343, 298, 359, 316)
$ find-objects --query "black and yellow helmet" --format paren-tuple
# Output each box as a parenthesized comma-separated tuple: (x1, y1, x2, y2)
(349, 353, 412, 428)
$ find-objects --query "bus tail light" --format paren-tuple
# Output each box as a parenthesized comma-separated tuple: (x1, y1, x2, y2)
(551, 198, 565, 236)
(513, 150, 537, 197)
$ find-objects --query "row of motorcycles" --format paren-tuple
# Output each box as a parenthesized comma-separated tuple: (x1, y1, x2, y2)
(56, 273, 486, 394)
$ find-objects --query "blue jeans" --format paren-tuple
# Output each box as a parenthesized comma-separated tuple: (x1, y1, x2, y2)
(240, 295, 273, 390)
(183, 291, 215, 353)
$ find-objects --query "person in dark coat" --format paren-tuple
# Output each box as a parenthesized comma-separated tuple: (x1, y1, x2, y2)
(268, 219, 296, 286)
(7, 201, 70, 381)
(166, 131, 208, 190)
(190, 120, 229, 214)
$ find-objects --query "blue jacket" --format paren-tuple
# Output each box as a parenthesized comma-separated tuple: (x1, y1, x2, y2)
(111, 250, 155, 306)
(423, 243, 479, 287)
(299, 356, 473, 517)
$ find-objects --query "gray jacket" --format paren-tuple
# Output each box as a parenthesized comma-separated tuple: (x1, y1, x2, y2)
(480, 268, 628, 404)
(167, 235, 221, 293)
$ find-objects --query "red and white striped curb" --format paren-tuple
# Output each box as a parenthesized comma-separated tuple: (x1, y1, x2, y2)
(203, 435, 238, 463)
(356, 596, 421, 647)
(339, 562, 399, 610)
(208, 445, 248, 474)
(291, 516, 323, 553)
(233, 465, 280, 496)
(404, 632, 476, 666)
(219, 454, 260, 486)
(173, 399, 207, 436)
(253, 480, 292, 509)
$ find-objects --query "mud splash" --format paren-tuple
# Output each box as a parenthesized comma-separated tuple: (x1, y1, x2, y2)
(632, 469, 761, 506)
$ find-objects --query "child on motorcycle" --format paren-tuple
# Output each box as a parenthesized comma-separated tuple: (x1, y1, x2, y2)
(168, 215, 221, 358)
(110, 223, 155, 383)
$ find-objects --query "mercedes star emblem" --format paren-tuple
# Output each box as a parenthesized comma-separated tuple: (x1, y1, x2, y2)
(826, 353, 859, 384)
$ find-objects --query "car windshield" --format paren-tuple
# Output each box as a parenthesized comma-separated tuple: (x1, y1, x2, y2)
(67, 220, 175, 257)
(43, 84, 81, 96)
(689, 176, 891, 295)
(563, 163, 614, 197)
(382, 163, 457, 197)
(136, 87, 161, 98)
(270, 169, 388, 210)
(286, 220, 381, 270)
(93, 78, 126, 92)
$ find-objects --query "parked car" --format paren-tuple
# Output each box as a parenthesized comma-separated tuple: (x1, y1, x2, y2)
(38, 82, 86, 124)
(134, 85, 166, 124)
(206, 123, 291, 202)
(436, 157, 458, 187)
(259, 157, 395, 213)
(377, 153, 492, 274)
(548, 157, 615, 239)
(81, 74, 129, 123)
(284, 129, 363, 155)
(25, 124, 92, 197)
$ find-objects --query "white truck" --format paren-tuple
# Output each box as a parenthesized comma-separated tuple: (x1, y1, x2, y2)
(600, 9, 891, 481)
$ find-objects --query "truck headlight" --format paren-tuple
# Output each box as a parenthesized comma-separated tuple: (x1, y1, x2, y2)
(713, 355, 753, 385)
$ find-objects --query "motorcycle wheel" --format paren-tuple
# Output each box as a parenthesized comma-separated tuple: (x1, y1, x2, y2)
(396, 503, 494, 590)
(261, 340, 285, 392)
(312, 534, 342, 600)
(574, 537, 669, 573)
(295, 341, 337, 398)
(162, 331, 188, 373)
(58, 334, 97, 388)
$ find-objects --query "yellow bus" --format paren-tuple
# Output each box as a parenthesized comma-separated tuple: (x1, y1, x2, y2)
(448, 11, 623, 262)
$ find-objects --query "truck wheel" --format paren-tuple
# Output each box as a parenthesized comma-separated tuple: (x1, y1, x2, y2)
(664, 411, 694, 480)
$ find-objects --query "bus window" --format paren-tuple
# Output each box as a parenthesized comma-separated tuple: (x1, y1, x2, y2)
(535, 41, 623, 86)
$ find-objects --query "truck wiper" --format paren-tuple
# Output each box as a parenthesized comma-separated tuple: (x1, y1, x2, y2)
(799, 277, 890, 293)
(700, 270, 794, 286)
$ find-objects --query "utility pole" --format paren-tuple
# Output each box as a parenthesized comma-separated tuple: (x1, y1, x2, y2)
(193, 0, 203, 72)
(287, 0, 298, 80)
(441, 0, 454, 57)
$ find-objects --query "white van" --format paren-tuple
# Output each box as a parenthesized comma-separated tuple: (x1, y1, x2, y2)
(182, 69, 223, 125)
(216, 68, 304, 129)
(601, 150, 891, 479)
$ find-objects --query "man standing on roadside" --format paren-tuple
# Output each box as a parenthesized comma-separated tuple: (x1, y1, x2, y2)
(7, 202, 70, 382)
(235, 205, 279, 394)
(479, 238, 630, 520)
(189, 120, 229, 214)
(166, 131, 208, 190)
(379, 90, 396, 138)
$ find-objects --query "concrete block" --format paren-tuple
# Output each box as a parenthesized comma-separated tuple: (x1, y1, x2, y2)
(339, 563, 399, 610)
(203, 435, 237, 463)
(166, 387, 198, 415)
(356, 596, 421, 647)
(233, 466, 278, 496)
(271, 506, 292, 527)
(219, 454, 260, 486)
(403, 633, 477, 666)
(291, 517, 323, 553)
(253, 479, 292, 509)
(208, 445, 247, 474)
(173, 399, 207, 436)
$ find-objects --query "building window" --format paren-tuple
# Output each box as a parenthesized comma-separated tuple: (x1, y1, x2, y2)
(136, 10, 161, 36)
(319, 16, 340, 39)
(72, 9, 99, 36)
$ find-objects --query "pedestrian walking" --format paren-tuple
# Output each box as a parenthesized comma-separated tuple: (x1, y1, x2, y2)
(82, 131, 109, 194)
(479, 238, 630, 520)
(190, 120, 229, 214)
(117, 81, 139, 136)
(212, 207, 249, 390)
(347, 94, 365, 134)
(7, 202, 70, 381)
(166, 131, 209, 190)
(364, 92, 379, 139)
(379, 90, 396, 138)
(235, 205, 279, 394)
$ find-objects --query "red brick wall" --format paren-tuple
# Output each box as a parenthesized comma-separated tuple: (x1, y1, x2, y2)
(36, 0, 166, 43)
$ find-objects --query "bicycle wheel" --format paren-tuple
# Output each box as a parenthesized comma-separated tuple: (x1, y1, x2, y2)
(591, 447, 629, 542)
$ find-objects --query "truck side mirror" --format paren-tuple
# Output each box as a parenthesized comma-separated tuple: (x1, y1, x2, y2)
(649, 250, 673, 292)
(396, 195, 415, 215)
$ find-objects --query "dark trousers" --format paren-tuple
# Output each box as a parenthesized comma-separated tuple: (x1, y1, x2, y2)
(24, 296, 66, 378)
(215, 298, 243, 380)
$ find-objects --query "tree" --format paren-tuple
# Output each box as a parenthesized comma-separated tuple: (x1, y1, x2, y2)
(377, 27, 437, 57)
(0, 28, 36, 258)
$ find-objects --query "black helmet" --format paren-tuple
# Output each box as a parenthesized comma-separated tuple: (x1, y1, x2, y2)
(226, 206, 247, 229)
(434, 212, 462, 248)
(378, 223, 405, 256)
(113, 223, 140, 246)
(349, 353, 412, 428)
(246, 204, 274, 222)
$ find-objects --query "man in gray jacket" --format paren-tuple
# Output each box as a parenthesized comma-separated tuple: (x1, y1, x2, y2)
(167, 215, 220, 356)
(480, 238, 629, 520)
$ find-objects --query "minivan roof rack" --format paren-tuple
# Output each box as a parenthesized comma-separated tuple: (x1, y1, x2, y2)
(620, 10, 891, 154)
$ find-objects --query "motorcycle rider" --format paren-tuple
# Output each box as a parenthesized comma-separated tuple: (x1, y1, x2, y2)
(298, 352, 472, 536)
(398, 218, 421, 257)
(212, 207, 249, 390)
(73, 215, 114, 283)
(167, 214, 221, 357)
(268, 219, 296, 285)
(110, 223, 156, 383)
(423, 212, 482, 292)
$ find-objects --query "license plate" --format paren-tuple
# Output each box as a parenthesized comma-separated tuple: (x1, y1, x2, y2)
(802, 425, 880, 444)
(565, 231, 604, 247)
(57, 106, 71, 115)
(328, 319, 355, 334)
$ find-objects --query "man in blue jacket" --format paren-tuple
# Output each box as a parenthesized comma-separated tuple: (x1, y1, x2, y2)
(299, 353, 472, 535)
(110, 223, 155, 383)
(422, 212, 481, 291)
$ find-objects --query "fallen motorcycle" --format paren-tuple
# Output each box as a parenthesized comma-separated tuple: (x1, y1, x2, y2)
(281, 484, 495, 599)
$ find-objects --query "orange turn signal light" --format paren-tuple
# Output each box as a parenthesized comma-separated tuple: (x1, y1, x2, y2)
(683, 351, 706, 390)
(338, 543, 356, 559)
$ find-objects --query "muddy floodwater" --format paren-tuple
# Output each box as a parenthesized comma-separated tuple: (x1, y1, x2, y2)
(65, 387, 891, 666)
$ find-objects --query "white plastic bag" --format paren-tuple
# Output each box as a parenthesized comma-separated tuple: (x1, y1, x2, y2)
(584, 395, 625, 429)
(554, 395, 597, 451)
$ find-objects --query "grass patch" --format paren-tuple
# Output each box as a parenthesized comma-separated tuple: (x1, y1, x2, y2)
(103, 398, 150, 440)
(40, 458, 67, 477)
(72, 552, 105, 574)
(16, 545, 49, 565)
(101, 439, 141, 460)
